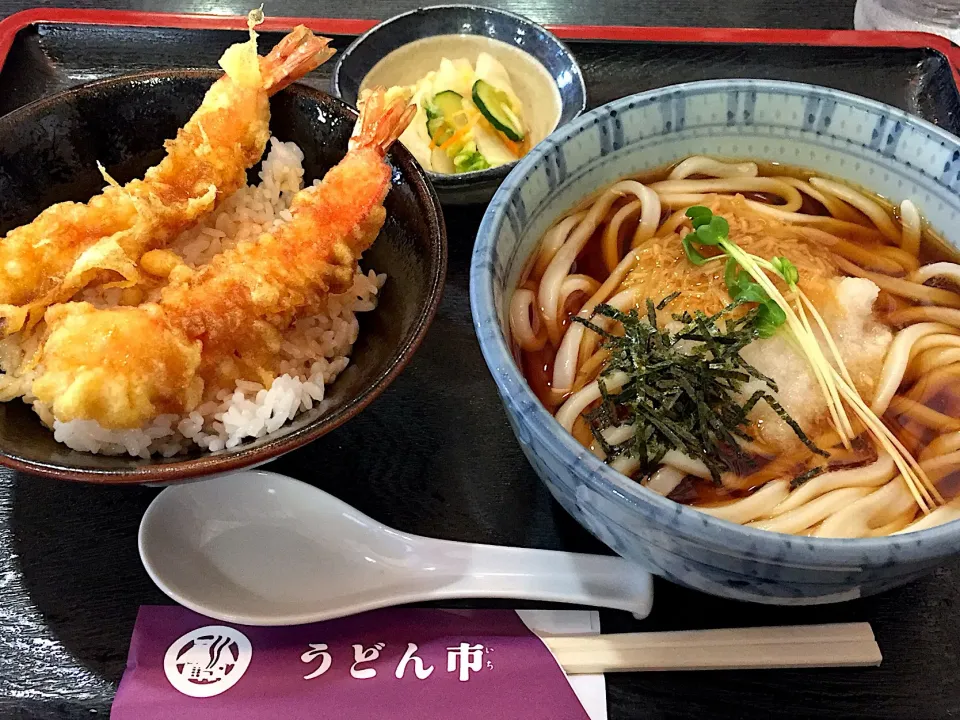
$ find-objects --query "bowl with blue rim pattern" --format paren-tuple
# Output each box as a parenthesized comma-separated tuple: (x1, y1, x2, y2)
(470, 78, 960, 604)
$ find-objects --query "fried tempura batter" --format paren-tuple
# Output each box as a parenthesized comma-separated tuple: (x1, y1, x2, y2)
(35, 303, 203, 427)
(621, 195, 840, 317)
(31, 88, 416, 429)
(0, 12, 334, 335)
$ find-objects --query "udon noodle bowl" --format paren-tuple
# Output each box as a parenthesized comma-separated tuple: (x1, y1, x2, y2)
(510, 156, 960, 538)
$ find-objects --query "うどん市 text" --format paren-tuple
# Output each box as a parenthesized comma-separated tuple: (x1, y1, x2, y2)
(301, 642, 494, 682)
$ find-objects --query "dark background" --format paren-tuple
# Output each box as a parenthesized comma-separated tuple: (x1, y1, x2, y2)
(0, 0, 861, 30)
(2, 1, 959, 719)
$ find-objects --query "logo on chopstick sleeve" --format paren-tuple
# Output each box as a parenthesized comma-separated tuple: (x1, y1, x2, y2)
(163, 625, 253, 698)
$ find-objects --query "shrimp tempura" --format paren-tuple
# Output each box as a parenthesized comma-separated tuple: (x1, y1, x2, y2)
(0, 11, 334, 335)
(30, 88, 416, 429)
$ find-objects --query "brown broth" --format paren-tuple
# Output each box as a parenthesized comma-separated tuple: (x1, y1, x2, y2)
(521, 345, 557, 410)
(667, 476, 746, 505)
(571, 224, 610, 283)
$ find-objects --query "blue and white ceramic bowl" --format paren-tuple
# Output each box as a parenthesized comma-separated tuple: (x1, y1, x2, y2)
(331, 5, 587, 205)
(471, 79, 960, 604)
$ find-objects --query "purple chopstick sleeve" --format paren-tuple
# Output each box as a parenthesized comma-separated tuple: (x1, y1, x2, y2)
(112, 606, 592, 719)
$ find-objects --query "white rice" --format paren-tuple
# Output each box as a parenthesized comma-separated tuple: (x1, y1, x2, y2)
(43, 138, 385, 458)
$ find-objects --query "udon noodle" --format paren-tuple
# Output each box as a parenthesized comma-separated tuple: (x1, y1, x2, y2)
(510, 156, 960, 538)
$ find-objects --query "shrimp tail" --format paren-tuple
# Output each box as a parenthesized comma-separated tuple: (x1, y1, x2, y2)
(260, 26, 335, 95)
(349, 86, 417, 155)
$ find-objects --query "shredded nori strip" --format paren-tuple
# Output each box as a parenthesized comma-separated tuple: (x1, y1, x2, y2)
(760, 394, 830, 458)
(572, 295, 826, 485)
(790, 466, 826, 489)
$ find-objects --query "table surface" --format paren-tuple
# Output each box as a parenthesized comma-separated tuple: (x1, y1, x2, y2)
(3, 1, 960, 719)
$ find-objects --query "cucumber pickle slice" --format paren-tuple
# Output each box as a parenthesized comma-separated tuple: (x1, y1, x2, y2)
(472, 80, 524, 142)
(425, 90, 464, 146)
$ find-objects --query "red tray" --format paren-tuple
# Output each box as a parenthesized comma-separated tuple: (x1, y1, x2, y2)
(0, 10, 959, 719)
(0, 7, 958, 88)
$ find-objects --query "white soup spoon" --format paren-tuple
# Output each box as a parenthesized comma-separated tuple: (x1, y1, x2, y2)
(138, 470, 654, 626)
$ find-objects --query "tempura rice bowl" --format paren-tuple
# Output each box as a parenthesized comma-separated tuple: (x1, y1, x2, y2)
(471, 79, 960, 603)
(0, 71, 445, 482)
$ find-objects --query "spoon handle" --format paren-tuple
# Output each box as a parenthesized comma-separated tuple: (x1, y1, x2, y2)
(427, 541, 654, 618)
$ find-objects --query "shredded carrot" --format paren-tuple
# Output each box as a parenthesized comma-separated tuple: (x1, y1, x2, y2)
(502, 136, 525, 157)
(439, 116, 479, 152)
(428, 110, 479, 150)
(475, 115, 525, 157)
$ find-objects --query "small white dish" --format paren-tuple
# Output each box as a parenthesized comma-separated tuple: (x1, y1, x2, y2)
(139, 470, 654, 626)
(331, 4, 587, 205)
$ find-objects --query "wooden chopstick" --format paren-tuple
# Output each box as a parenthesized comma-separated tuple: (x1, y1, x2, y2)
(542, 623, 882, 674)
